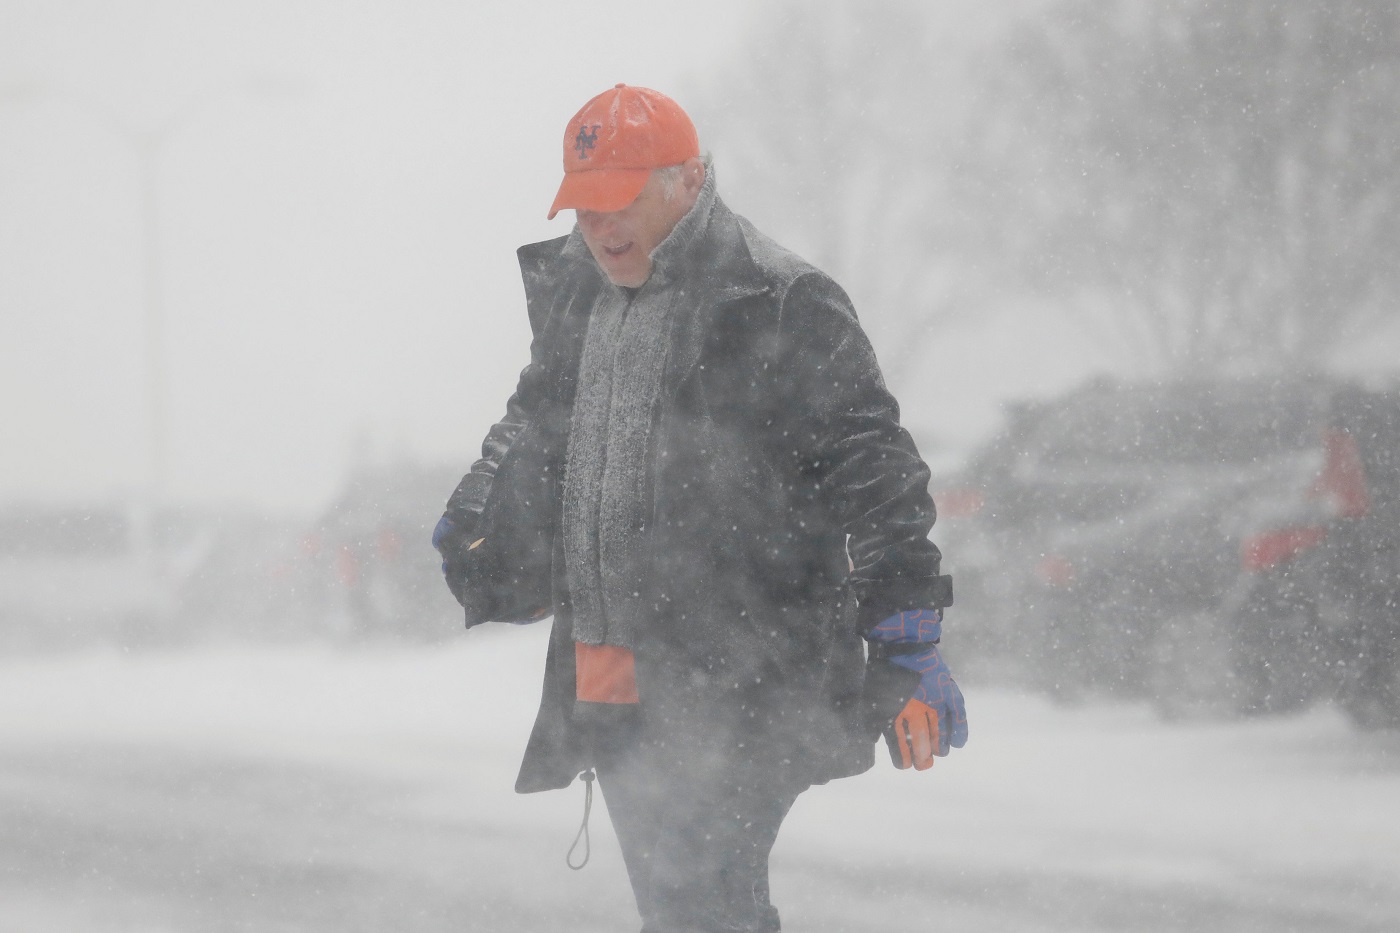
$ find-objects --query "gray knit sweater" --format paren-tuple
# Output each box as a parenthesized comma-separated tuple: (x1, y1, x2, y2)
(562, 167, 719, 650)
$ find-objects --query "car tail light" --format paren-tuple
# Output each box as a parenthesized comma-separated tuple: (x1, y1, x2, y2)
(1310, 429, 1370, 519)
(1241, 526, 1327, 571)
(936, 487, 985, 518)
(1239, 427, 1368, 571)
(1035, 555, 1075, 586)
(337, 545, 361, 586)
(377, 527, 403, 560)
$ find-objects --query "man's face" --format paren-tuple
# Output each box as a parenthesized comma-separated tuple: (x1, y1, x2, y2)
(576, 163, 701, 288)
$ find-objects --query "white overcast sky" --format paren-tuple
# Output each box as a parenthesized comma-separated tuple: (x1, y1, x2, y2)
(0, 0, 772, 513)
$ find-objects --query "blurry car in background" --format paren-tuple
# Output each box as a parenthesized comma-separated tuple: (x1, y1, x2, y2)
(1233, 384, 1400, 726)
(301, 461, 466, 640)
(0, 503, 181, 649)
(934, 376, 1400, 725)
(0, 462, 475, 650)
(0, 501, 291, 649)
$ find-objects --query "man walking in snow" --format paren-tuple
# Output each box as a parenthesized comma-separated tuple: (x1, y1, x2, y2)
(434, 83, 967, 933)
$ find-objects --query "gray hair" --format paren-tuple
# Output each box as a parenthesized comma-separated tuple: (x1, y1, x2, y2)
(653, 164, 686, 202)
(653, 154, 712, 203)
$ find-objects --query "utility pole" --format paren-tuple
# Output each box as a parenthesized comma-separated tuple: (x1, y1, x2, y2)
(3, 76, 302, 609)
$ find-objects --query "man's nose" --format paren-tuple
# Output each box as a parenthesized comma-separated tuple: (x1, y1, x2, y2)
(578, 210, 616, 238)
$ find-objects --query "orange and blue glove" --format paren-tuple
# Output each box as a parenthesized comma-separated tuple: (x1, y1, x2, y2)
(868, 609, 968, 770)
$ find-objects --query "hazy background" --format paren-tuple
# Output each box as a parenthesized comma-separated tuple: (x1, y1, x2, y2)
(6, 0, 1396, 517)
(3, 2, 1400, 931)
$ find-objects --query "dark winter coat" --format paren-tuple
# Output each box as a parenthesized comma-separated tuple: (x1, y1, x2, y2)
(443, 193, 951, 793)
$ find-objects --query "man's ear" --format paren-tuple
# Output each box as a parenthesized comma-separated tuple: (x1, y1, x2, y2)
(683, 156, 706, 195)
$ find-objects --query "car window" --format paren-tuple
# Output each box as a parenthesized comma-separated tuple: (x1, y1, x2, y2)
(1023, 385, 1324, 467)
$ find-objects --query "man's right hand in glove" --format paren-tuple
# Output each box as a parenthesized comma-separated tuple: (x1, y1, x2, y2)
(886, 645, 968, 770)
(868, 609, 969, 771)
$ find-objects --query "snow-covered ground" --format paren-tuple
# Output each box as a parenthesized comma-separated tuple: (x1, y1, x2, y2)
(3, 625, 1399, 932)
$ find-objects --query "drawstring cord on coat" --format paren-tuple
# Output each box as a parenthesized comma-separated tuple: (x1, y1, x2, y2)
(567, 768, 595, 870)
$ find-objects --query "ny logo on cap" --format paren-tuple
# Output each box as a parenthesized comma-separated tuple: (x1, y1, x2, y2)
(574, 124, 601, 160)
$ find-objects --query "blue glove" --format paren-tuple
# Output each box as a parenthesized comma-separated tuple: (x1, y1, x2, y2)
(432, 514, 452, 548)
(868, 610, 968, 768)
(868, 608, 946, 648)
(432, 513, 483, 610)
(432, 514, 455, 566)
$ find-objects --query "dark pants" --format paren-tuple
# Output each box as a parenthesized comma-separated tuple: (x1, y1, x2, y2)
(590, 715, 806, 933)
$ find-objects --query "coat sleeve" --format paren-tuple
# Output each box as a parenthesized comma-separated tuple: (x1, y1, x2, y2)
(441, 236, 572, 529)
(771, 272, 951, 632)
(442, 332, 550, 530)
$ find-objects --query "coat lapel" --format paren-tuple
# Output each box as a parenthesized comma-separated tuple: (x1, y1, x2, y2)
(660, 199, 771, 400)
(516, 202, 772, 408)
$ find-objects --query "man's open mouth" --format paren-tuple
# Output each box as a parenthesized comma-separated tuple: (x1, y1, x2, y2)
(604, 243, 633, 257)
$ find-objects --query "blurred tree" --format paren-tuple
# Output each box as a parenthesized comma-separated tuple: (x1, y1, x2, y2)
(688, 2, 1022, 385)
(960, 0, 1400, 374)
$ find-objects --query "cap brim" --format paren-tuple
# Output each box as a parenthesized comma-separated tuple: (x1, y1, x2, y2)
(547, 167, 652, 220)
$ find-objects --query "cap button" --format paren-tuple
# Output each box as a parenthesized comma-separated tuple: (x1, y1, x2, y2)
(615, 83, 626, 88)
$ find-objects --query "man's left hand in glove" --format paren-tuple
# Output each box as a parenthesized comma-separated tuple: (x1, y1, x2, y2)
(431, 513, 485, 612)
(868, 609, 969, 770)
(433, 513, 549, 627)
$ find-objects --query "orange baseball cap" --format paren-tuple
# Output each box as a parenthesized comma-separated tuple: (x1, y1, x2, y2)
(547, 84, 701, 220)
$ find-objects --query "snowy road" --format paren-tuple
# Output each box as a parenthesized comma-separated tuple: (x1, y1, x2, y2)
(3, 628, 1399, 932)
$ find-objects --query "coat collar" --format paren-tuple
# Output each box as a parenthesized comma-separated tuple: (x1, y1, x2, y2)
(516, 182, 773, 393)
(518, 185, 772, 318)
